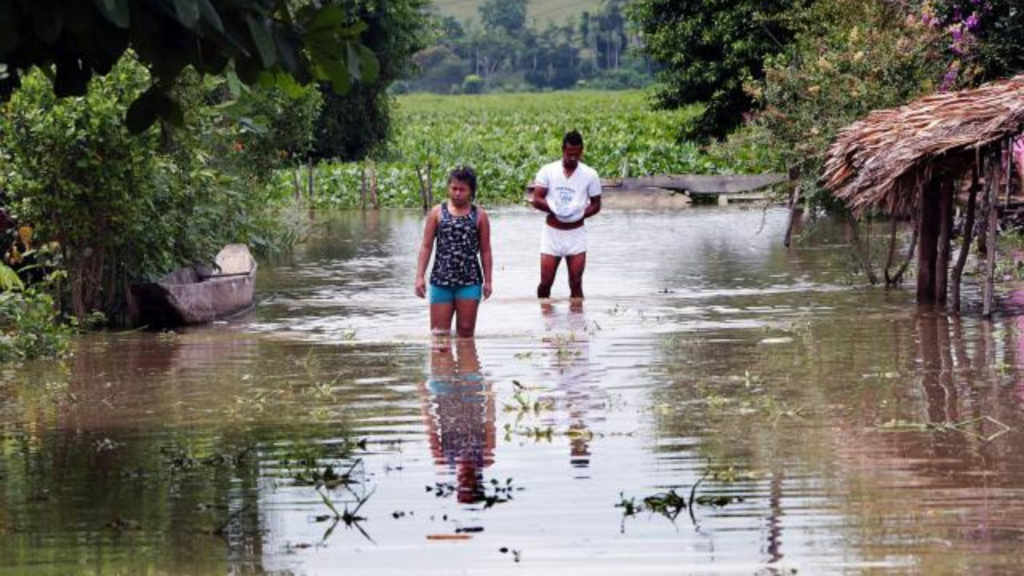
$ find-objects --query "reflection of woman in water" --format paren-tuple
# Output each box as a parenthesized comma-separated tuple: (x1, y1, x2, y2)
(420, 337, 495, 503)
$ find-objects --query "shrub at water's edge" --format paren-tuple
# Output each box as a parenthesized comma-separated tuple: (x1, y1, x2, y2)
(0, 57, 320, 325)
(753, 0, 945, 213)
(0, 264, 71, 362)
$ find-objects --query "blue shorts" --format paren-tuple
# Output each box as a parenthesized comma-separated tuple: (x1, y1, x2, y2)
(429, 283, 482, 304)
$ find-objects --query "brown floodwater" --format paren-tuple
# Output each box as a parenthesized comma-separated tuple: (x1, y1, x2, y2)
(3, 206, 1024, 575)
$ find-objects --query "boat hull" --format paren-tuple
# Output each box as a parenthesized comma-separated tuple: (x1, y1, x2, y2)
(131, 246, 257, 327)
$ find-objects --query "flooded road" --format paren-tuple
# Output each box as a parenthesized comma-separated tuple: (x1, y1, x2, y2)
(4, 207, 1024, 575)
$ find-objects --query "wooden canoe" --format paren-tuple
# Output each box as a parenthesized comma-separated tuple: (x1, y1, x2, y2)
(131, 244, 257, 327)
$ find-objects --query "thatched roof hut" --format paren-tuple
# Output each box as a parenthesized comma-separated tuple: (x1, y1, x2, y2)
(823, 74, 1024, 215)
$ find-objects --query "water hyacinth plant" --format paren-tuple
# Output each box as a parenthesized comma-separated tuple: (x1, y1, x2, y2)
(276, 91, 777, 208)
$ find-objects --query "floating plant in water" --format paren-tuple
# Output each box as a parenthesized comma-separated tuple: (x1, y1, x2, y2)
(293, 458, 364, 490)
(617, 465, 748, 531)
(315, 484, 376, 543)
(642, 489, 687, 521)
(877, 415, 1012, 442)
(426, 477, 520, 508)
(503, 381, 553, 415)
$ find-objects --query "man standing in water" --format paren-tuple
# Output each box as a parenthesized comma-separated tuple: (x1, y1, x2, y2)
(529, 130, 602, 299)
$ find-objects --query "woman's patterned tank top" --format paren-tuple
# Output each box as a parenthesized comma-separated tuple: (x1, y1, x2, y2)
(430, 202, 483, 288)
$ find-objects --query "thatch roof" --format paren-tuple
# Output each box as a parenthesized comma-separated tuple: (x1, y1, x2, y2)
(823, 74, 1024, 214)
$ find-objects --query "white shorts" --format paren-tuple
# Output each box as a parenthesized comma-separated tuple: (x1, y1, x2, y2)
(540, 224, 587, 257)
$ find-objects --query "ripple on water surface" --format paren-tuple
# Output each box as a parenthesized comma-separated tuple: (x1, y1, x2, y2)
(3, 208, 1024, 575)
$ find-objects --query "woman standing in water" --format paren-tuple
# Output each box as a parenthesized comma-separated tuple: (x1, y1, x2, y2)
(415, 167, 493, 337)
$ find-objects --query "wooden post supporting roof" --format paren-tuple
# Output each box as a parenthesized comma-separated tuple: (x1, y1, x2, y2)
(935, 179, 954, 304)
(822, 74, 1024, 312)
(951, 170, 980, 312)
(917, 181, 940, 304)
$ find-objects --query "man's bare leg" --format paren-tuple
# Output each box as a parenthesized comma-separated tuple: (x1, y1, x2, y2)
(566, 252, 587, 299)
(538, 254, 561, 298)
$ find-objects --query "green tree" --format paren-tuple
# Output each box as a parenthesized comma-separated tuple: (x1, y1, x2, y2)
(411, 46, 469, 93)
(408, 1, 650, 94)
(925, 0, 1024, 88)
(974, 0, 1024, 79)
(0, 0, 379, 132)
(628, 0, 809, 142)
(462, 74, 484, 94)
(756, 0, 943, 211)
(480, 0, 529, 35)
(312, 0, 430, 160)
(224, 80, 324, 174)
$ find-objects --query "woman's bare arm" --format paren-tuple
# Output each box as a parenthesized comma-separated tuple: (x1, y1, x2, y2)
(478, 208, 493, 299)
(415, 207, 439, 297)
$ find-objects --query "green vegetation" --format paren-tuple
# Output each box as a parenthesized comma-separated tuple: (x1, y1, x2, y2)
(434, 0, 601, 26)
(311, 0, 430, 161)
(755, 0, 945, 211)
(0, 1, 380, 133)
(925, 0, 1024, 88)
(407, 0, 649, 94)
(628, 0, 810, 142)
(0, 265, 71, 361)
(0, 58, 317, 322)
(627, 0, 1024, 207)
(284, 91, 777, 208)
(0, 1, 430, 345)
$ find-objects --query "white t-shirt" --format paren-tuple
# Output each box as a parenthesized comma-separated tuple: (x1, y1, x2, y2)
(534, 161, 602, 223)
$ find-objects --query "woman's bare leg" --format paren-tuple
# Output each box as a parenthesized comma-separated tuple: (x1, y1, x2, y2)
(430, 303, 455, 334)
(454, 299, 481, 337)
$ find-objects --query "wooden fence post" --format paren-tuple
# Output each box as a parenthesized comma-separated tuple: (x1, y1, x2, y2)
(935, 178, 954, 304)
(426, 163, 433, 207)
(415, 163, 434, 213)
(1005, 137, 1013, 206)
(360, 164, 367, 210)
(306, 158, 315, 199)
(369, 162, 379, 210)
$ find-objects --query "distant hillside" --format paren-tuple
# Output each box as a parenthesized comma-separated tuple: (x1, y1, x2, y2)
(432, 0, 603, 27)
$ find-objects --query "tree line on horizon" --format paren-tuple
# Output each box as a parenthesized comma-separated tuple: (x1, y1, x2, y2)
(402, 0, 653, 94)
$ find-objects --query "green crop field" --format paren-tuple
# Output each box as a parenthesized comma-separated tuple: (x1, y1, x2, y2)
(275, 91, 777, 208)
(432, 0, 602, 26)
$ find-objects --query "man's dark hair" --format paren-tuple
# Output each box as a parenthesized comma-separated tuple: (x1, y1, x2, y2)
(562, 130, 584, 148)
(449, 166, 477, 195)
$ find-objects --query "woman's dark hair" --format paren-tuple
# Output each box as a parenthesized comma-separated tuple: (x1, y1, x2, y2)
(562, 130, 584, 148)
(449, 166, 477, 198)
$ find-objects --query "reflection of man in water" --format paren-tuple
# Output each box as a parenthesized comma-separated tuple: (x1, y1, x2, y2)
(541, 302, 596, 469)
(421, 337, 495, 503)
